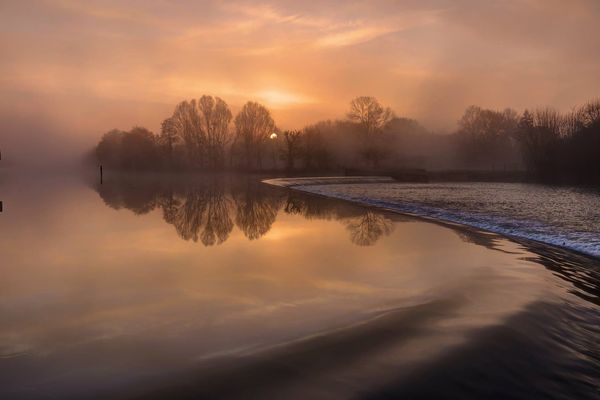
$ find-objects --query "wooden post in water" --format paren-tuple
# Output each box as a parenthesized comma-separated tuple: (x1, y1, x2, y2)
(0, 147, 2, 212)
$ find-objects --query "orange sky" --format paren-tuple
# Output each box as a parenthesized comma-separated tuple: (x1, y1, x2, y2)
(1, 0, 599, 164)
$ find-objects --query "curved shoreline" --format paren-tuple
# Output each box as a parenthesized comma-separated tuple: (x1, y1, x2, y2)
(263, 177, 600, 264)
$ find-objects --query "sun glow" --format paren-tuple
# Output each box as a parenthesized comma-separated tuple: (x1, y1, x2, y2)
(256, 89, 314, 108)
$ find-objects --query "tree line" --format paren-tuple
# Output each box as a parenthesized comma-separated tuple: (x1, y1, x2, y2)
(455, 99, 600, 182)
(94, 95, 399, 172)
(94, 95, 600, 182)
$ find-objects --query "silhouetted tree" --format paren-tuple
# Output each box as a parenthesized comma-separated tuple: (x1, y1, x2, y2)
(96, 129, 125, 168)
(121, 126, 158, 170)
(516, 100, 600, 181)
(233, 101, 275, 169)
(347, 96, 394, 167)
(170, 99, 205, 167)
(347, 96, 394, 138)
(456, 106, 519, 169)
(159, 117, 180, 168)
(280, 130, 302, 171)
(95, 127, 158, 170)
(197, 95, 233, 169)
(515, 108, 561, 178)
(301, 122, 337, 171)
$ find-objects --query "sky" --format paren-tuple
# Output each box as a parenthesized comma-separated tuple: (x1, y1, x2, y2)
(1, 0, 599, 166)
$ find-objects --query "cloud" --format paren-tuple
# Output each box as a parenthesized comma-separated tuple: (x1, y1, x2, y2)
(1, 0, 600, 165)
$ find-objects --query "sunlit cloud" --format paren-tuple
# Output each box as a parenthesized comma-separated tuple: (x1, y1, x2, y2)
(255, 89, 316, 108)
(315, 26, 397, 48)
(1, 0, 600, 161)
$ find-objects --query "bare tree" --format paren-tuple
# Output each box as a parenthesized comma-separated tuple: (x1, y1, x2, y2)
(456, 105, 519, 169)
(197, 95, 233, 169)
(347, 96, 394, 167)
(281, 130, 302, 171)
(234, 101, 275, 169)
(515, 108, 563, 177)
(159, 117, 179, 167)
(347, 96, 394, 138)
(170, 100, 205, 167)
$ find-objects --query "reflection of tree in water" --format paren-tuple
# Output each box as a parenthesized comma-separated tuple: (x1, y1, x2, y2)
(454, 230, 498, 250)
(95, 175, 281, 245)
(96, 179, 159, 215)
(284, 192, 395, 246)
(96, 176, 394, 246)
(233, 182, 282, 240)
(345, 211, 394, 246)
(158, 182, 234, 246)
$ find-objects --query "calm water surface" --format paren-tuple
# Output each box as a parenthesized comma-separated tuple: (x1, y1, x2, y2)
(0, 174, 598, 399)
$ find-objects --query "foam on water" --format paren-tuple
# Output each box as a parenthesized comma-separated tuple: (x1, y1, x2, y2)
(267, 178, 600, 259)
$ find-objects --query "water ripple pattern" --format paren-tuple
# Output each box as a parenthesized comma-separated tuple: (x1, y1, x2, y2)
(291, 181, 600, 259)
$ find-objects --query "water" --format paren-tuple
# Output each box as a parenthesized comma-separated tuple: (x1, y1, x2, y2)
(287, 181, 600, 259)
(0, 174, 598, 399)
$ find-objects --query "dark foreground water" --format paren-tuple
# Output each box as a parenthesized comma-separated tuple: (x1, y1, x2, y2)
(0, 174, 598, 399)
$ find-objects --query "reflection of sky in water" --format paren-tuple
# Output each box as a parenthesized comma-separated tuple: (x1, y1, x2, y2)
(0, 176, 597, 399)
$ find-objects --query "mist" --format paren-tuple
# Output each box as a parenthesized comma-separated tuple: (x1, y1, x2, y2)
(1, 0, 599, 168)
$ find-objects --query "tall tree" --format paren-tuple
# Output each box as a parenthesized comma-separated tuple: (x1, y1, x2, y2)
(456, 106, 519, 169)
(197, 95, 233, 169)
(234, 101, 275, 168)
(159, 117, 179, 167)
(347, 96, 394, 138)
(170, 100, 205, 167)
(347, 96, 394, 167)
(281, 130, 302, 171)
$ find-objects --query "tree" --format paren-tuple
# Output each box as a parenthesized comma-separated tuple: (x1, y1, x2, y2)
(456, 106, 519, 169)
(301, 121, 339, 170)
(347, 96, 394, 138)
(96, 129, 125, 168)
(158, 117, 179, 167)
(197, 95, 233, 169)
(347, 96, 394, 167)
(281, 130, 302, 171)
(234, 101, 275, 169)
(170, 100, 205, 167)
(95, 127, 158, 170)
(121, 126, 158, 170)
(515, 108, 561, 177)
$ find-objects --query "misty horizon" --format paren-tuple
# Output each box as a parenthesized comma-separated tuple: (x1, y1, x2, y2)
(1, 3, 600, 399)
(1, 0, 600, 167)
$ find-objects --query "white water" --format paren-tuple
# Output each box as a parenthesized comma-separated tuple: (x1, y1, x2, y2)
(268, 179, 600, 259)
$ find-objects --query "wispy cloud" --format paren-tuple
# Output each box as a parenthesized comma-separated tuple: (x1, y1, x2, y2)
(2, 0, 599, 138)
